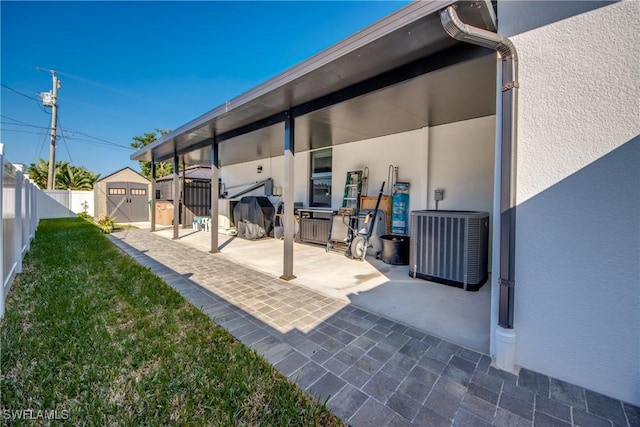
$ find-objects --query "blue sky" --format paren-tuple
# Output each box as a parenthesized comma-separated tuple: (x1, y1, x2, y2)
(1, 1, 409, 178)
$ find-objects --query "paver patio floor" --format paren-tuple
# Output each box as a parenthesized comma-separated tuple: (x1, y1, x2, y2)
(108, 228, 639, 427)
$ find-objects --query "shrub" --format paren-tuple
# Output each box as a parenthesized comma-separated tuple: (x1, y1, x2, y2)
(96, 215, 115, 233)
(77, 212, 92, 221)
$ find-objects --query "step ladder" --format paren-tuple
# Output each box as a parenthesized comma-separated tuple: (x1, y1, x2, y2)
(342, 170, 363, 212)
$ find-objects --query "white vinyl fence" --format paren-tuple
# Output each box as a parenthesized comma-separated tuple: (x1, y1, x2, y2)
(0, 144, 77, 317)
(43, 190, 94, 217)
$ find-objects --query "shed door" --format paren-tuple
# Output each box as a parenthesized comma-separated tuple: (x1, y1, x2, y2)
(106, 182, 149, 222)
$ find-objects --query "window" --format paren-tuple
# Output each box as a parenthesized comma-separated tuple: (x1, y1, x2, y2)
(108, 188, 126, 195)
(130, 188, 147, 196)
(310, 149, 332, 207)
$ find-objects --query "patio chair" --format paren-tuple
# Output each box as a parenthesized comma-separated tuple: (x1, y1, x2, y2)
(272, 201, 300, 240)
(327, 207, 355, 252)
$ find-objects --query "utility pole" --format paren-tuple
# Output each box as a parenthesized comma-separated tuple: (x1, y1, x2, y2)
(46, 71, 61, 190)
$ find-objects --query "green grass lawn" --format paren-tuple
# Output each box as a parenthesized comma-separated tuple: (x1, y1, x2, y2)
(1, 218, 343, 426)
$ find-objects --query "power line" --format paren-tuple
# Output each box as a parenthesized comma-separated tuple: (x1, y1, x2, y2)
(0, 121, 49, 130)
(1, 116, 133, 150)
(0, 118, 52, 161)
(0, 84, 51, 114)
(72, 130, 132, 149)
(1, 129, 49, 137)
(1, 129, 133, 151)
(3, 76, 137, 168)
(0, 115, 52, 162)
(0, 114, 54, 163)
(0, 83, 40, 102)
(57, 116, 74, 165)
(0, 114, 33, 125)
(35, 127, 48, 162)
(65, 137, 133, 151)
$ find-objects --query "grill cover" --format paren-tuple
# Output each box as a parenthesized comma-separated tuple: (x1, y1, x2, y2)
(233, 196, 275, 240)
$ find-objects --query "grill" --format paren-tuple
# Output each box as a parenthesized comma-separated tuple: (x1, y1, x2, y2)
(232, 196, 275, 240)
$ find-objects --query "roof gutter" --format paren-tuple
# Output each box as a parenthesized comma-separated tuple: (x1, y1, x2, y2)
(441, 5, 518, 329)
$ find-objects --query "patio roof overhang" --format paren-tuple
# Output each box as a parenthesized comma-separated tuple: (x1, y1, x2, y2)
(131, 0, 498, 167)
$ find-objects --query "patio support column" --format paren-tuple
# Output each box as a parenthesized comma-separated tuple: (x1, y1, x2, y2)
(210, 136, 220, 253)
(181, 156, 187, 228)
(150, 159, 156, 232)
(172, 152, 180, 240)
(281, 110, 296, 280)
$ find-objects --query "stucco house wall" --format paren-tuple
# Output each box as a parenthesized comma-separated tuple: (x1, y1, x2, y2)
(219, 154, 308, 204)
(428, 117, 496, 214)
(498, 0, 640, 405)
(219, 116, 495, 246)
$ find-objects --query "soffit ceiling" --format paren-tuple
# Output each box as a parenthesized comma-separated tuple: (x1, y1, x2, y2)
(132, 1, 497, 167)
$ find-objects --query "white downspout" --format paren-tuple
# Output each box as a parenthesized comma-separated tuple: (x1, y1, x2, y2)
(441, 5, 519, 372)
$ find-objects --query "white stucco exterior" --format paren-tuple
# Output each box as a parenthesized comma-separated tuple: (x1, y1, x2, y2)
(219, 116, 496, 245)
(332, 116, 496, 216)
(428, 117, 496, 214)
(499, 0, 640, 405)
(220, 153, 309, 204)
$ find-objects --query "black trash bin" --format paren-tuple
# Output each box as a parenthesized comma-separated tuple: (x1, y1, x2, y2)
(380, 235, 410, 265)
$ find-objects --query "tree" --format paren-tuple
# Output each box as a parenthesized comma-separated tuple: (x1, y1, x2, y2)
(56, 163, 100, 190)
(26, 158, 50, 189)
(131, 129, 173, 180)
(26, 159, 100, 190)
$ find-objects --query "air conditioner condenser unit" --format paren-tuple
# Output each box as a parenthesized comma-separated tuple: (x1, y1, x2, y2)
(409, 210, 489, 291)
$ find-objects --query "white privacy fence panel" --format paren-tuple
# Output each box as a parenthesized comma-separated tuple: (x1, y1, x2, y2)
(43, 189, 94, 217)
(2, 146, 31, 317)
(38, 191, 76, 219)
(70, 190, 94, 216)
(2, 162, 18, 305)
(43, 190, 70, 209)
(0, 144, 74, 317)
(21, 173, 33, 256)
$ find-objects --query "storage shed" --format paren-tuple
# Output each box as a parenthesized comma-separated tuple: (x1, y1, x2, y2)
(94, 167, 150, 222)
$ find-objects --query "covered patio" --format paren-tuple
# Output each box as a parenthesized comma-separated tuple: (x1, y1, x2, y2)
(131, 1, 515, 358)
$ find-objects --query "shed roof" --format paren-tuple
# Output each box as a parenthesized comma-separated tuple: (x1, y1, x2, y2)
(131, 1, 497, 167)
(96, 167, 150, 184)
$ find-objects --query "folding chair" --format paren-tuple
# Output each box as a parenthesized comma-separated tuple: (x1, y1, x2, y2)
(327, 207, 355, 252)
